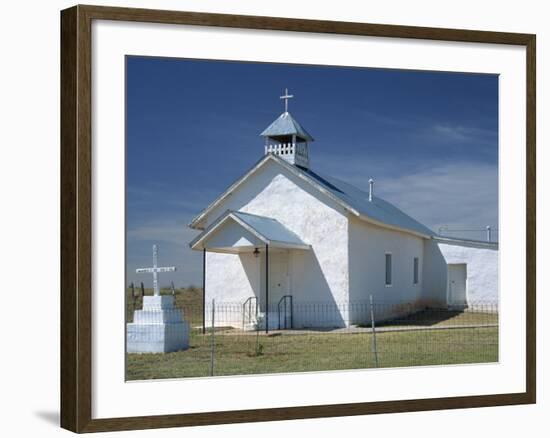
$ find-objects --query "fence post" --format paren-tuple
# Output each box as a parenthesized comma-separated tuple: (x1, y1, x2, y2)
(210, 299, 215, 377)
(369, 295, 379, 368)
(290, 295, 293, 329)
(130, 282, 135, 313)
(255, 313, 261, 356)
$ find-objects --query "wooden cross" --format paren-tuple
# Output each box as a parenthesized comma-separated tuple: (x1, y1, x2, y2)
(136, 244, 176, 296)
(280, 88, 293, 112)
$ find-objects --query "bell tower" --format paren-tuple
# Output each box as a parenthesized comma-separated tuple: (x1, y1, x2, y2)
(260, 89, 314, 169)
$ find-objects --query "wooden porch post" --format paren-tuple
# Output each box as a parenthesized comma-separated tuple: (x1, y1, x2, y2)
(265, 244, 269, 334)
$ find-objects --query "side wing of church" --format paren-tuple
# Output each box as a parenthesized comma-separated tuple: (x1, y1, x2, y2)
(188, 93, 498, 329)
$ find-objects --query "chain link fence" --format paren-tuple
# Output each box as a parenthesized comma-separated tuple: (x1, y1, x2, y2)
(126, 288, 498, 380)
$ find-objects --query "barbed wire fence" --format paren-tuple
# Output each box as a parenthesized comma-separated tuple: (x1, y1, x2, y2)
(126, 288, 498, 379)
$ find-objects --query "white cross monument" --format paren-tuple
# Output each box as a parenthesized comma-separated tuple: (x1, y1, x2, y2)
(127, 244, 189, 353)
(136, 244, 176, 296)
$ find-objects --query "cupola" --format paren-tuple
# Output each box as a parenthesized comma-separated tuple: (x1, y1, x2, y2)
(260, 89, 314, 169)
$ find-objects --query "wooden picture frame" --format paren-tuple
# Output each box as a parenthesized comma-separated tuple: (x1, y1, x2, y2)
(60, 4, 536, 433)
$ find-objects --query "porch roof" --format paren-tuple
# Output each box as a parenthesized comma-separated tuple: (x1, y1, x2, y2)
(189, 210, 311, 253)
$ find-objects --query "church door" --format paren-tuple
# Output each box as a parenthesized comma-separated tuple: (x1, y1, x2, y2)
(447, 263, 467, 305)
(269, 251, 289, 308)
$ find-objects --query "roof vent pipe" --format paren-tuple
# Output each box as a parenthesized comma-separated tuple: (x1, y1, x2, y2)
(368, 178, 374, 202)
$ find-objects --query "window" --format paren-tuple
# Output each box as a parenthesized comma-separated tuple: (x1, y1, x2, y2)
(413, 257, 419, 284)
(385, 253, 392, 286)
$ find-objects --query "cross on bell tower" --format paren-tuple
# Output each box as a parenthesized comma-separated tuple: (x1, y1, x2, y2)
(280, 88, 293, 113)
(260, 89, 314, 169)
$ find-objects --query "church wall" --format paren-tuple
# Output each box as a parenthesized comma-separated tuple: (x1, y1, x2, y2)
(202, 220, 265, 327)
(203, 160, 350, 328)
(203, 160, 347, 229)
(205, 251, 261, 327)
(439, 242, 498, 304)
(348, 216, 425, 324)
(421, 239, 448, 306)
(423, 240, 499, 306)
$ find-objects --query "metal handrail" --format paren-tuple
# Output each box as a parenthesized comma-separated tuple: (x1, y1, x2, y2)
(277, 295, 293, 330)
(242, 296, 258, 330)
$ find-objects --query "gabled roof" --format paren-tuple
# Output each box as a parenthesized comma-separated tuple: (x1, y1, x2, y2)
(189, 154, 435, 239)
(260, 111, 314, 142)
(302, 170, 435, 238)
(190, 210, 311, 251)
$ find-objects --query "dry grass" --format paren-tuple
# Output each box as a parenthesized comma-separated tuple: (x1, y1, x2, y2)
(125, 287, 498, 380)
(126, 326, 498, 380)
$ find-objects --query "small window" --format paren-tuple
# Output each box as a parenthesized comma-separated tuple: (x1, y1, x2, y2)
(385, 253, 392, 286)
(413, 257, 419, 284)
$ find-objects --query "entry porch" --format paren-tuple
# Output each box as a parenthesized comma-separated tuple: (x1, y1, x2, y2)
(190, 210, 311, 331)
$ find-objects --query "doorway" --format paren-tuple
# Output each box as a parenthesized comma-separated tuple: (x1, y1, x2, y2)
(269, 251, 289, 305)
(447, 263, 467, 306)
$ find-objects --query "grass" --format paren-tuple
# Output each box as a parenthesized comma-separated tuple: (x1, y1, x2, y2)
(126, 287, 498, 380)
(371, 308, 498, 329)
(126, 286, 204, 324)
(126, 327, 498, 380)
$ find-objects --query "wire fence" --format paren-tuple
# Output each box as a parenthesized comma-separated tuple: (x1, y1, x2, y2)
(126, 290, 498, 380)
(437, 226, 499, 242)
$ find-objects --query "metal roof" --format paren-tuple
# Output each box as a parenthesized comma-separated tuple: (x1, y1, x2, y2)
(260, 112, 314, 142)
(232, 211, 308, 246)
(190, 210, 310, 251)
(300, 169, 435, 238)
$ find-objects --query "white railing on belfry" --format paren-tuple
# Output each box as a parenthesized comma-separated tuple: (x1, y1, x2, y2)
(265, 143, 308, 157)
(265, 142, 295, 156)
(265, 143, 309, 168)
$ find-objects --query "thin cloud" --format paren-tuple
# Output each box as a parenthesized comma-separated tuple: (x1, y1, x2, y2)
(126, 220, 202, 287)
(430, 124, 497, 145)
(127, 185, 218, 214)
(372, 162, 498, 236)
(312, 152, 498, 238)
(127, 219, 199, 244)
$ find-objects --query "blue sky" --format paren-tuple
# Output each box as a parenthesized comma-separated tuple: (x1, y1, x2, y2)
(126, 56, 498, 288)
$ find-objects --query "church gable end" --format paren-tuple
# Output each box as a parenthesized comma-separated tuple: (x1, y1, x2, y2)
(195, 156, 349, 233)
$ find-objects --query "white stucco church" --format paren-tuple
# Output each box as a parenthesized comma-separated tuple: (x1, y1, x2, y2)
(189, 91, 498, 330)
